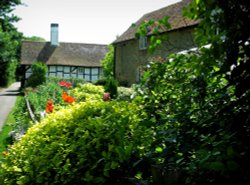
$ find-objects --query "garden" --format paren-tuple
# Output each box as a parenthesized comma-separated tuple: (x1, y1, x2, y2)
(0, 0, 249, 184)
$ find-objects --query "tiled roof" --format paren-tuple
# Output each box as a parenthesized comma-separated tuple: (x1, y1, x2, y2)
(21, 41, 108, 67)
(113, 0, 198, 44)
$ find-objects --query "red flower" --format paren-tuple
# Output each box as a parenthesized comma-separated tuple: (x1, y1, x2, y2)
(62, 91, 68, 100)
(65, 96, 75, 103)
(59, 81, 72, 88)
(62, 92, 75, 103)
(46, 100, 54, 113)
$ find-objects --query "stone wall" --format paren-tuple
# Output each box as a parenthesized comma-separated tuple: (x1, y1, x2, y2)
(114, 27, 196, 86)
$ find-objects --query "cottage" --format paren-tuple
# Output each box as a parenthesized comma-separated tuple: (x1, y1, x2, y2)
(113, 0, 198, 86)
(21, 24, 108, 86)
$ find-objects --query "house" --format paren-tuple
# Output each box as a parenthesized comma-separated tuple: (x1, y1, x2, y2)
(21, 24, 108, 86)
(112, 0, 198, 86)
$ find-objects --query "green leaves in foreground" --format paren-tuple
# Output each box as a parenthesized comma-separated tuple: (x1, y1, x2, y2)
(0, 101, 153, 184)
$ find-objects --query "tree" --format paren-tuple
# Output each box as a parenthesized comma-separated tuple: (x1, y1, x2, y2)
(24, 36, 46, 41)
(0, 0, 22, 87)
(101, 45, 114, 79)
(135, 0, 250, 184)
(25, 62, 47, 87)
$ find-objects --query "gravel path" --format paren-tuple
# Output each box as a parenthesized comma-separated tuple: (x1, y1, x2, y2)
(0, 82, 21, 132)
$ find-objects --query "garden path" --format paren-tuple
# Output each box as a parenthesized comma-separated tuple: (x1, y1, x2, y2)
(0, 82, 21, 132)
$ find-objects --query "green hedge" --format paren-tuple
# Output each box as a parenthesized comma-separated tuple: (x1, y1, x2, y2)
(26, 62, 47, 88)
(0, 101, 153, 184)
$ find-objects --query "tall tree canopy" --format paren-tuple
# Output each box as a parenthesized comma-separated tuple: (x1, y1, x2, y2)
(0, 0, 22, 86)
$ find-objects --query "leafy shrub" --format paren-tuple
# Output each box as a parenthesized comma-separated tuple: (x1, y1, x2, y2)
(134, 52, 244, 184)
(116, 86, 136, 101)
(47, 76, 86, 87)
(0, 101, 153, 184)
(101, 45, 114, 78)
(104, 77, 118, 99)
(10, 96, 31, 137)
(25, 82, 63, 115)
(94, 78, 107, 86)
(26, 62, 47, 87)
(70, 83, 104, 102)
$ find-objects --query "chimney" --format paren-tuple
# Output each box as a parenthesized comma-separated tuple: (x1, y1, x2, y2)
(50, 23, 59, 46)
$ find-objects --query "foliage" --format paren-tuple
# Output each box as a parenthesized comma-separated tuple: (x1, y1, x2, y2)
(70, 83, 104, 102)
(23, 36, 46, 41)
(0, 101, 153, 184)
(9, 96, 31, 139)
(0, 0, 22, 87)
(104, 77, 118, 99)
(101, 45, 114, 78)
(184, 0, 250, 98)
(116, 86, 136, 102)
(0, 27, 21, 87)
(0, 118, 13, 161)
(135, 16, 171, 53)
(132, 0, 250, 184)
(25, 62, 47, 87)
(47, 76, 86, 87)
(134, 51, 242, 183)
(25, 81, 63, 115)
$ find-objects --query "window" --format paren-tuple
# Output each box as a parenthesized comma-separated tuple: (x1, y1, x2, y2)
(49, 66, 56, 72)
(139, 36, 147, 50)
(57, 66, 63, 71)
(78, 67, 84, 74)
(64, 67, 70, 73)
(77, 67, 101, 81)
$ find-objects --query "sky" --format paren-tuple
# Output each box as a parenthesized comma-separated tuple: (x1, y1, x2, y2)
(13, 0, 180, 44)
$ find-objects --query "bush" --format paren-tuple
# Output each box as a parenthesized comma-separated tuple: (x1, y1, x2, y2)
(0, 101, 153, 184)
(94, 78, 107, 86)
(116, 86, 136, 101)
(47, 76, 86, 87)
(26, 62, 47, 87)
(104, 77, 118, 99)
(134, 52, 245, 184)
(101, 45, 114, 78)
(25, 82, 64, 115)
(70, 83, 104, 102)
(10, 96, 31, 138)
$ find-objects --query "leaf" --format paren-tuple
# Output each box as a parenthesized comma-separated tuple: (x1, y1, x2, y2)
(227, 161, 239, 171)
(13, 166, 22, 172)
(209, 162, 225, 171)
(196, 0, 200, 5)
(155, 147, 163, 153)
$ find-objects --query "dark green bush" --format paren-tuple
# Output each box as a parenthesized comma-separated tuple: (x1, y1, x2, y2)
(26, 62, 47, 87)
(94, 78, 107, 86)
(134, 52, 248, 184)
(104, 77, 118, 99)
(0, 101, 153, 184)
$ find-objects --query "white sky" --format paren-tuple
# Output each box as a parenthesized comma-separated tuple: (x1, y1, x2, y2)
(13, 0, 180, 44)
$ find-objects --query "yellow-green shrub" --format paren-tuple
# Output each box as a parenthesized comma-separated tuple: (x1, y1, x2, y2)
(1, 101, 153, 184)
(70, 83, 104, 102)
